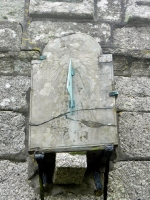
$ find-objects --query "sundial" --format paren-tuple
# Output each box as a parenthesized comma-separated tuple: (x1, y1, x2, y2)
(29, 33, 118, 152)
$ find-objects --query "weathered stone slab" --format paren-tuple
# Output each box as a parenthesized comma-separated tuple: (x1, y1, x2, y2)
(29, 33, 117, 151)
(113, 27, 150, 52)
(0, 76, 30, 112)
(53, 153, 87, 184)
(115, 76, 150, 111)
(0, 22, 22, 52)
(0, 112, 25, 156)
(97, 0, 122, 22)
(28, 21, 111, 45)
(107, 161, 150, 200)
(0, 51, 39, 76)
(118, 112, 150, 158)
(125, 0, 150, 23)
(29, 0, 93, 19)
(30, 111, 117, 151)
(0, 0, 24, 23)
(0, 160, 38, 200)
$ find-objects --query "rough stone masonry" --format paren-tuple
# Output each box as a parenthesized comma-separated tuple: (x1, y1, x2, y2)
(0, 0, 150, 200)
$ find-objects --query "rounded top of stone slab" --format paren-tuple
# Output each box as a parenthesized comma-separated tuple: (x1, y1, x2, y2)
(43, 33, 102, 57)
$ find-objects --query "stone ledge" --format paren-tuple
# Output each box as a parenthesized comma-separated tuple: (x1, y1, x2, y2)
(29, 0, 93, 19)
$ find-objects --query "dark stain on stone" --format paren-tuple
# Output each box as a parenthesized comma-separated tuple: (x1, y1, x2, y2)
(136, 1, 150, 7)
(81, 120, 105, 128)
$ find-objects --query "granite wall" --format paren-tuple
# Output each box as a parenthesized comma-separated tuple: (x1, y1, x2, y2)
(0, 0, 149, 199)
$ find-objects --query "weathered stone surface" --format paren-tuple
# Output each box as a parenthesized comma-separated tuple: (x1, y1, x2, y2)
(0, 22, 22, 52)
(97, 0, 122, 22)
(29, 33, 117, 151)
(0, 51, 39, 76)
(0, 0, 25, 23)
(50, 174, 104, 196)
(103, 48, 150, 59)
(53, 153, 87, 184)
(30, 111, 117, 151)
(29, 0, 93, 19)
(0, 112, 25, 156)
(28, 21, 111, 45)
(13, 60, 32, 76)
(0, 160, 39, 200)
(114, 55, 150, 77)
(118, 112, 150, 158)
(107, 161, 150, 200)
(117, 95, 150, 112)
(113, 55, 130, 76)
(115, 76, 150, 111)
(125, 0, 150, 23)
(99, 54, 112, 62)
(131, 59, 150, 77)
(0, 76, 30, 112)
(45, 194, 103, 200)
(113, 27, 150, 53)
(13, 52, 39, 76)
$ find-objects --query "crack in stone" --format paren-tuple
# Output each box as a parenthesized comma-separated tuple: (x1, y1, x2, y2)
(66, 115, 106, 128)
(66, 115, 116, 128)
(81, 120, 108, 128)
(29, 112, 68, 126)
(29, 107, 113, 126)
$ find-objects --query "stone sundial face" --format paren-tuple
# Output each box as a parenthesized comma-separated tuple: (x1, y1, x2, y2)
(29, 33, 118, 152)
